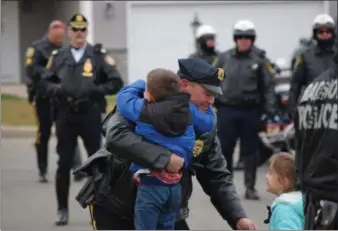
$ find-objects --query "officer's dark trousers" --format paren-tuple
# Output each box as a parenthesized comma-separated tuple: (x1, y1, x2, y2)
(55, 106, 101, 210)
(217, 106, 260, 189)
(34, 97, 53, 174)
(90, 203, 190, 230)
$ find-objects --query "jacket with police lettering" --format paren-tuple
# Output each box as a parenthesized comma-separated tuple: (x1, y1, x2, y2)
(39, 44, 123, 102)
(294, 68, 338, 202)
(289, 44, 336, 112)
(116, 80, 214, 174)
(216, 48, 276, 116)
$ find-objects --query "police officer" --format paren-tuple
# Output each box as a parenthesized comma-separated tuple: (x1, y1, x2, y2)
(215, 20, 276, 200)
(294, 45, 337, 229)
(25, 20, 65, 183)
(39, 13, 123, 225)
(25, 20, 85, 183)
(234, 45, 277, 171)
(75, 58, 258, 230)
(289, 14, 336, 117)
(189, 25, 220, 66)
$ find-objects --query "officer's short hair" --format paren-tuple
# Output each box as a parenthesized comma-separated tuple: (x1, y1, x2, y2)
(147, 68, 180, 101)
(269, 152, 296, 192)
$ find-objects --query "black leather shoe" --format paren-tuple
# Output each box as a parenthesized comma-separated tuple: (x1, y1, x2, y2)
(38, 172, 48, 183)
(245, 188, 260, 200)
(55, 209, 68, 226)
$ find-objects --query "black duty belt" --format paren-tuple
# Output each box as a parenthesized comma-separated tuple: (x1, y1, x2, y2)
(61, 98, 96, 114)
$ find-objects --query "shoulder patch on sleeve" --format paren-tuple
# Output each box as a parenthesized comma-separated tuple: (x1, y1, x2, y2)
(105, 55, 116, 65)
(294, 55, 302, 69)
(267, 62, 274, 74)
(26, 47, 35, 58)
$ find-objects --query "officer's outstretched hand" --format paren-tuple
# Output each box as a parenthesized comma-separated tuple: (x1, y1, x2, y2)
(236, 218, 259, 230)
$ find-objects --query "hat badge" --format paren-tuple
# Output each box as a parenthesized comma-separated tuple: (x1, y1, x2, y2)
(217, 68, 224, 81)
(76, 14, 83, 22)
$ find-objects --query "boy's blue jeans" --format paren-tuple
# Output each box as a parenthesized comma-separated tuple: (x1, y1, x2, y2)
(134, 176, 181, 230)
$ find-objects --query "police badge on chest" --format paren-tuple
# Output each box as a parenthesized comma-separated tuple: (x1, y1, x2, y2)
(251, 63, 258, 70)
(82, 59, 93, 77)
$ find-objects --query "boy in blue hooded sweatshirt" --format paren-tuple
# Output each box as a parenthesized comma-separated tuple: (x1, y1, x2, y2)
(116, 68, 214, 230)
(265, 152, 304, 230)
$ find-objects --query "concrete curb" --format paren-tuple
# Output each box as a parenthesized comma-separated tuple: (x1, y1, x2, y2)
(1, 125, 56, 138)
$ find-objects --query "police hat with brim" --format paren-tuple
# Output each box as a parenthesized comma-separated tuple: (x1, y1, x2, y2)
(177, 58, 223, 95)
(69, 13, 88, 29)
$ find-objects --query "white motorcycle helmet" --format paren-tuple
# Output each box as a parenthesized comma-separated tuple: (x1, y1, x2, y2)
(233, 20, 256, 41)
(195, 25, 217, 39)
(313, 14, 335, 30)
(312, 14, 336, 37)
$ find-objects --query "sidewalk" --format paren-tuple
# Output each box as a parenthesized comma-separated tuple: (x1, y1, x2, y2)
(1, 84, 27, 98)
(1, 125, 56, 138)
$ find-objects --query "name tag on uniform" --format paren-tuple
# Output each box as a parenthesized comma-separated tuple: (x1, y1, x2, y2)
(82, 59, 93, 77)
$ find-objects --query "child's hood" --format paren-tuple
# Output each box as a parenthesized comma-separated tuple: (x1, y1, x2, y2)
(272, 191, 304, 217)
(143, 92, 191, 136)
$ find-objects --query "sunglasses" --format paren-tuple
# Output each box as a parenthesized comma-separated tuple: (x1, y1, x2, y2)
(317, 29, 332, 34)
(235, 36, 253, 40)
(71, 28, 87, 32)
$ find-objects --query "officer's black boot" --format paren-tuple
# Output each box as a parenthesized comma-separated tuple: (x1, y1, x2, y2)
(55, 208, 68, 226)
(244, 154, 260, 200)
(39, 171, 48, 183)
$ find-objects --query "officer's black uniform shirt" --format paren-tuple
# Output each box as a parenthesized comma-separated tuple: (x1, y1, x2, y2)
(216, 47, 276, 116)
(294, 68, 338, 202)
(40, 43, 123, 103)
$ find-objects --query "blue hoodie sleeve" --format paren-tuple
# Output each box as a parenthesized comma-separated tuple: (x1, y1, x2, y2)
(116, 79, 146, 122)
(189, 104, 214, 134)
(270, 204, 303, 230)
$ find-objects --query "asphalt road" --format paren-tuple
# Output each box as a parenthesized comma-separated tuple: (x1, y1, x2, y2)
(1, 137, 274, 230)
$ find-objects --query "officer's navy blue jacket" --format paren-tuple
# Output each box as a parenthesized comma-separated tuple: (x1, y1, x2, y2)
(116, 80, 214, 175)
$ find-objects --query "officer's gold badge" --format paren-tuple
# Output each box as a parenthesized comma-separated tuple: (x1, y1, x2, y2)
(105, 55, 116, 66)
(217, 68, 224, 81)
(193, 140, 204, 158)
(76, 14, 83, 22)
(83, 59, 93, 77)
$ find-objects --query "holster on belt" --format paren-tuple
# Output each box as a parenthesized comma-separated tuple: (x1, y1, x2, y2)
(67, 98, 93, 113)
(315, 200, 338, 229)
